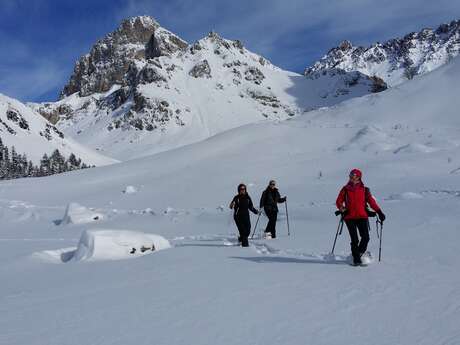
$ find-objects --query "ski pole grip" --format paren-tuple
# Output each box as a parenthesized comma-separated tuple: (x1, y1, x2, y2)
(334, 210, 342, 216)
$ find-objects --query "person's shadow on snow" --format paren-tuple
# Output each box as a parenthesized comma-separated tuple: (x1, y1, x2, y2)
(230, 255, 350, 265)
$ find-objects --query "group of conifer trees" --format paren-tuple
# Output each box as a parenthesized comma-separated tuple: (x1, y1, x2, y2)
(0, 137, 91, 180)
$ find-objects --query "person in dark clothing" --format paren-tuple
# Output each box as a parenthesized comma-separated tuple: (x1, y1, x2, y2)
(336, 169, 386, 266)
(229, 183, 259, 247)
(259, 180, 286, 239)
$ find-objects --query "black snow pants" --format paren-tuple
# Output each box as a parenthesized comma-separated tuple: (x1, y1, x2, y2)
(345, 218, 370, 262)
(234, 215, 251, 247)
(264, 210, 278, 238)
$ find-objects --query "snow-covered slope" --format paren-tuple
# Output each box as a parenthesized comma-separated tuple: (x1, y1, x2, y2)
(31, 16, 386, 161)
(1, 54, 459, 345)
(0, 93, 117, 165)
(305, 19, 460, 86)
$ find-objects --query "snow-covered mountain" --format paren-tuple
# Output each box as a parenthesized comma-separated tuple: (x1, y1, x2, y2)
(0, 93, 116, 165)
(31, 16, 386, 160)
(305, 19, 460, 86)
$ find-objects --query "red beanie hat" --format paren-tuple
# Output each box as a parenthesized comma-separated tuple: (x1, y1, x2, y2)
(350, 169, 362, 178)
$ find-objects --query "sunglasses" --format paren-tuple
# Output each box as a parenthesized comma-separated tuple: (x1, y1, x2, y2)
(239, 188, 246, 191)
(270, 183, 276, 186)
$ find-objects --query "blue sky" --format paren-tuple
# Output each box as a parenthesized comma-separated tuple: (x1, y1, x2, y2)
(1, 0, 459, 102)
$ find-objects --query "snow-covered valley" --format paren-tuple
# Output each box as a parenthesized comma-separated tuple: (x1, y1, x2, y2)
(1, 51, 460, 345)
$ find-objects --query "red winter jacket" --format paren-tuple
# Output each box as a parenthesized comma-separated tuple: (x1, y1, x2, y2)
(336, 182, 381, 220)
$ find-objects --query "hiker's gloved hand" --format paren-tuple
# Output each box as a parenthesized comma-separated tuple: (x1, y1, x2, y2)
(377, 210, 386, 222)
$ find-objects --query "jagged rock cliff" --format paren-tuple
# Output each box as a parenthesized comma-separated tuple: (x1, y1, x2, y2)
(305, 20, 460, 86)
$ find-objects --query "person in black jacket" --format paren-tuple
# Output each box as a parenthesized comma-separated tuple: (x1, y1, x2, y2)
(229, 183, 259, 247)
(260, 180, 286, 239)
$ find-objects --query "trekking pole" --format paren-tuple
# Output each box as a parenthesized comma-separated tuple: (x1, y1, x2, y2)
(285, 200, 290, 236)
(367, 218, 379, 239)
(331, 211, 344, 255)
(250, 210, 263, 239)
(377, 219, 384, 262)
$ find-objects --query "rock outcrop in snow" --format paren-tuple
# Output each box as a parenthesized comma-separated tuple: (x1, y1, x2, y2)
(305, 19, 460, 86)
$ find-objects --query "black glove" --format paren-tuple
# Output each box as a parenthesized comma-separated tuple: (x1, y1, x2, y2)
(335, 208, 347, 217)
(281, 197, 287, 202)
(377, 210, 386, 222)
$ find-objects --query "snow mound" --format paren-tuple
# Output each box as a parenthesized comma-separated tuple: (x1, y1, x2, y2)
(72, 229, 170, 262)
(33, 247, 77, 263)
(61, 203, 104, 225)
(337, 126, 398, 153)
(123, 185, 138, 194)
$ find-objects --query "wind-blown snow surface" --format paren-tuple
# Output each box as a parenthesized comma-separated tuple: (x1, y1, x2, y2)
(1, 59, 460, 345)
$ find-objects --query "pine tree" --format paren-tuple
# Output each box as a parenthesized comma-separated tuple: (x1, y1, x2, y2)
(67, 153, 81, 170)
(50, 149, 66, 174)
(27, 161, 34, 177)
(0, 143, 9, 179)
(0, 141, 91, 180)
(0, 137, 3, 161)
(40, 154, 51, 176)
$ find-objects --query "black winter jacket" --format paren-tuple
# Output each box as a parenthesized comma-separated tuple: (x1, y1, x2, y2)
(260, 188, 286, 213)
(231, 194, 258, 218)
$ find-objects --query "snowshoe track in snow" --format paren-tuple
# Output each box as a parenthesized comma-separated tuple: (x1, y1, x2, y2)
(250, 242, 351, 265)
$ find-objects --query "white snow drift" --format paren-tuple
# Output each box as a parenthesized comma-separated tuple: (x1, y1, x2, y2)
(36, 229, 171, 263)
(123, 185, 138, 194)
(61, 202, 104, 225)
(71, 229, 171, 261)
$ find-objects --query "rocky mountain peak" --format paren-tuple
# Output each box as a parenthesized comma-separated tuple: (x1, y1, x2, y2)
(338, 40, 353, 51)
(60, 16, 187, 98)
(305, 19, 460, 86)
(112, 16, 159, 45)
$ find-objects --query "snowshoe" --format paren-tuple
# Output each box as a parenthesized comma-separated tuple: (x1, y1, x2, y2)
(360, 251, 373, 265)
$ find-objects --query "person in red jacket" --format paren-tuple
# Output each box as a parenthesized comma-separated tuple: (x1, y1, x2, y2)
(336, 169, 386, 266)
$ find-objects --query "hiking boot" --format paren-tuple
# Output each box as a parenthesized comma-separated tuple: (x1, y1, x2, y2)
(353, 257, 362, 266)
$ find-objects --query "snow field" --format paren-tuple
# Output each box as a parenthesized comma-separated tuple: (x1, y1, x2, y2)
(0, 58, 460, 345)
